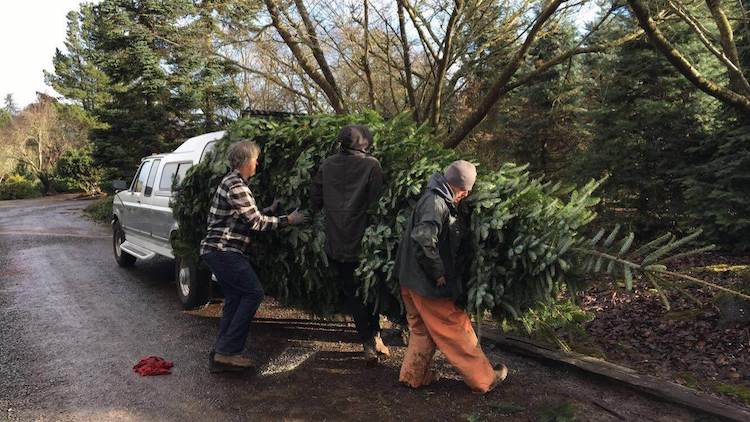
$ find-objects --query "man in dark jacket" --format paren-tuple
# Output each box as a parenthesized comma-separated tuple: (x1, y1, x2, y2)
(310, 124, 389, 360)
(395, 160, 508, 393)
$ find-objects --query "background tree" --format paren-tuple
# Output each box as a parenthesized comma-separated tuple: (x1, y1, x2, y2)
(3, 94, 18, 116)
(46, 0, 245, 179)
(0, 94, 94, 192)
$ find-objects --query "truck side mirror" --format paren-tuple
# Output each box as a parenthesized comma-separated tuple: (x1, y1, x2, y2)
(112, 180, 128, 192)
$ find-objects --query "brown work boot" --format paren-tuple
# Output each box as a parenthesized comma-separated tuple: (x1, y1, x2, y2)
(214, 353, 257, 368)
(374, 333, 390, 356)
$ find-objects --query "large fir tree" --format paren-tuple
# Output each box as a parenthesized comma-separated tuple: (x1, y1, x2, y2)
(573, 15, 715, 234)
(46, 0, 243, 179)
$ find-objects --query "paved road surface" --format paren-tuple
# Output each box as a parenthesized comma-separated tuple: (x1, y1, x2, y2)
(0, 195, 697, 421)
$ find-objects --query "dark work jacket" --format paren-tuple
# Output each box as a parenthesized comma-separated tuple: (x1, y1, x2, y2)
(395, 173, 462, 299)
(310, 150, 384, 262)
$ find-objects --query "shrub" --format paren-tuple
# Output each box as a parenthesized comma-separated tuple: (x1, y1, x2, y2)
(0, 175, 42, 200)
(54, 146, 103, 194)
(83, 195, 113, 224)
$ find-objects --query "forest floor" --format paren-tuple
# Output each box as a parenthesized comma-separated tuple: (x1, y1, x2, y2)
(567, 253, 750, 409)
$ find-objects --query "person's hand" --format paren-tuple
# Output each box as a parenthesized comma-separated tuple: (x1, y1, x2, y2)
(287, 208, 308, 225)
(436, 276, 446, 287)
(268, 199, 282, 214)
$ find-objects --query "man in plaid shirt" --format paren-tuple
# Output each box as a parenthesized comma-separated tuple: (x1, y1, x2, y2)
(201, 140, 306, 371)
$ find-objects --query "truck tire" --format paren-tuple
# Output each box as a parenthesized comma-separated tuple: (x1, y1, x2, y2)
(175, 256, 209, 309)
(113, 221, 136, 267)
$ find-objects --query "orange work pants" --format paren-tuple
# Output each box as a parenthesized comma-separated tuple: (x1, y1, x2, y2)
(399, 287, 495, 393)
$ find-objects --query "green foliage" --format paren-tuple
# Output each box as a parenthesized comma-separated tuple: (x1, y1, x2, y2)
(52, 145, 103, 194)
(573, 31, 712, 234)
(0, 109, 10, 128)
(173, 112, 685, 323)
(489, 401, 526, 415)
(681, 116, 750, 251)
(83, 195, 113, 224)
(173, 112, 737, 323)
(502, 300, 594, 352)
(0, 175, 42, 200)
(537, 401, 577, 422)
(47, 0, 246, 180)
(473, 20, 586, 178)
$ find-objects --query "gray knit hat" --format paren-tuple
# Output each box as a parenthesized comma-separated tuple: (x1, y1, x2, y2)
(444, 160, 477, 191)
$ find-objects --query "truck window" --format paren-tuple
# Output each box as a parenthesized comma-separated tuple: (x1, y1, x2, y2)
(144, 159, 161, 196)
(174, 162, 192, 186)
(158, 161, 193, 192)
(201, 141, 216, 162)
(132, 160, 152, 193)
(159, 163, 178, 191)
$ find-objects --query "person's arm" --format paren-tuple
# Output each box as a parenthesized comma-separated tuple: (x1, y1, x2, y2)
(410, 196, 446, 284)
(228, 182, 284, 231)
(310, 166, 324, 212)
(366, 161, 384, 208)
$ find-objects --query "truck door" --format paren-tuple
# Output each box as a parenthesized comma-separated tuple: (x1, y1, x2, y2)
(140, 158, 161, 240)
(120, 159, 153, 240)
(120, 160, 151, 238)
(151, 161, 193, 246)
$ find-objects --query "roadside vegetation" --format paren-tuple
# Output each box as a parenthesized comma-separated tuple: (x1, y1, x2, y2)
(83, 195, 113, 224)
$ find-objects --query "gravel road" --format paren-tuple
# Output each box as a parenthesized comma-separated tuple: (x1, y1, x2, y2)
(0, 195, 698, 421)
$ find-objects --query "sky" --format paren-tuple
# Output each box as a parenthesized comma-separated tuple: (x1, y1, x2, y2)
(0, 0, 92, 109)
(0, 1, 600, 111)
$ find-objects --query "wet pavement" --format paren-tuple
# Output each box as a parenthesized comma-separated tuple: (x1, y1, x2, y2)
(0, 195, 699, 421)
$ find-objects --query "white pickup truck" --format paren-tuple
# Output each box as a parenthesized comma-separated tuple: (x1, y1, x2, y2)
(112, 131, 225, 308)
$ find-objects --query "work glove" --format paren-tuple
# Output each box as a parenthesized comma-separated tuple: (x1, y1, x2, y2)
(263, 198, 282, 215)
(287, 208, 308, 225)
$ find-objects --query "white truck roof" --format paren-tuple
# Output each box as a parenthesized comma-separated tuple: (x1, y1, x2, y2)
(173, 130, 226, 154)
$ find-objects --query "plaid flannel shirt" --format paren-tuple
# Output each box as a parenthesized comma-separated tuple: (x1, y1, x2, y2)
(200, 169, 284, 256)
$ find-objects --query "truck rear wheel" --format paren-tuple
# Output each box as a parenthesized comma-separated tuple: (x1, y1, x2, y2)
(175, 256, 209, 309)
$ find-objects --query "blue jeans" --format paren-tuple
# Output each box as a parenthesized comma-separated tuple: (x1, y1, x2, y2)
(201, 251, 264, 356)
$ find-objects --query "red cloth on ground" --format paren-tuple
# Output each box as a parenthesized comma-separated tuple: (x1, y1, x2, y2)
(133, 356, 174, 376)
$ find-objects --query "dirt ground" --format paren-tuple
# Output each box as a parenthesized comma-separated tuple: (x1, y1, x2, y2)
(577, 253, 750, 409)
(0, 195, 708, 421)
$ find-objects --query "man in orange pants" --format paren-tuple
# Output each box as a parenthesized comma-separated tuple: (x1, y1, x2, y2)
(394, 160, 508, 393)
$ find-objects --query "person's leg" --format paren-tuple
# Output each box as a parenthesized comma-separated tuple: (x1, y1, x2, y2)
(215, 292, 240, 353)
(203, 252, 264, 357)
(333, 258, 376, 342)
(218, 258, 264, 355)
(407, 289, 497, 393)
(202, 252, 238, 355)
(399, 287, 437, 388)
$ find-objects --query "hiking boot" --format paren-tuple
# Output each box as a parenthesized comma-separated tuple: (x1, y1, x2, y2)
(363, 339, 378, 362)
(209, 350, 242, 373)
(374, 333, 390, 356)
(214, 353, 257, 368)
(486, 364, 509, 392)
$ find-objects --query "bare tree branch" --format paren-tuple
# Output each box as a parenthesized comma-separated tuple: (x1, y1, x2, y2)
(398, 0, 420, 121)
(362, 0, 377, 109)
(627, 0, 750, 117)
(264, 0, 347, 113)
(292, 0, 347, 104)
(428, 0, 464, 127)
(704, 0, 750, 95)
(444, 0, 566, 148)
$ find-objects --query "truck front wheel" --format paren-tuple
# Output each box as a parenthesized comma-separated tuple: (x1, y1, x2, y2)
(175, 256, 209, 309)
(113, 221, 136, 267)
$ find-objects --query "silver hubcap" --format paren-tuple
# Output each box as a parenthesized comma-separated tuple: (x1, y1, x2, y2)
(179, 263, 191, 297)
(114, 231, 122, 257)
